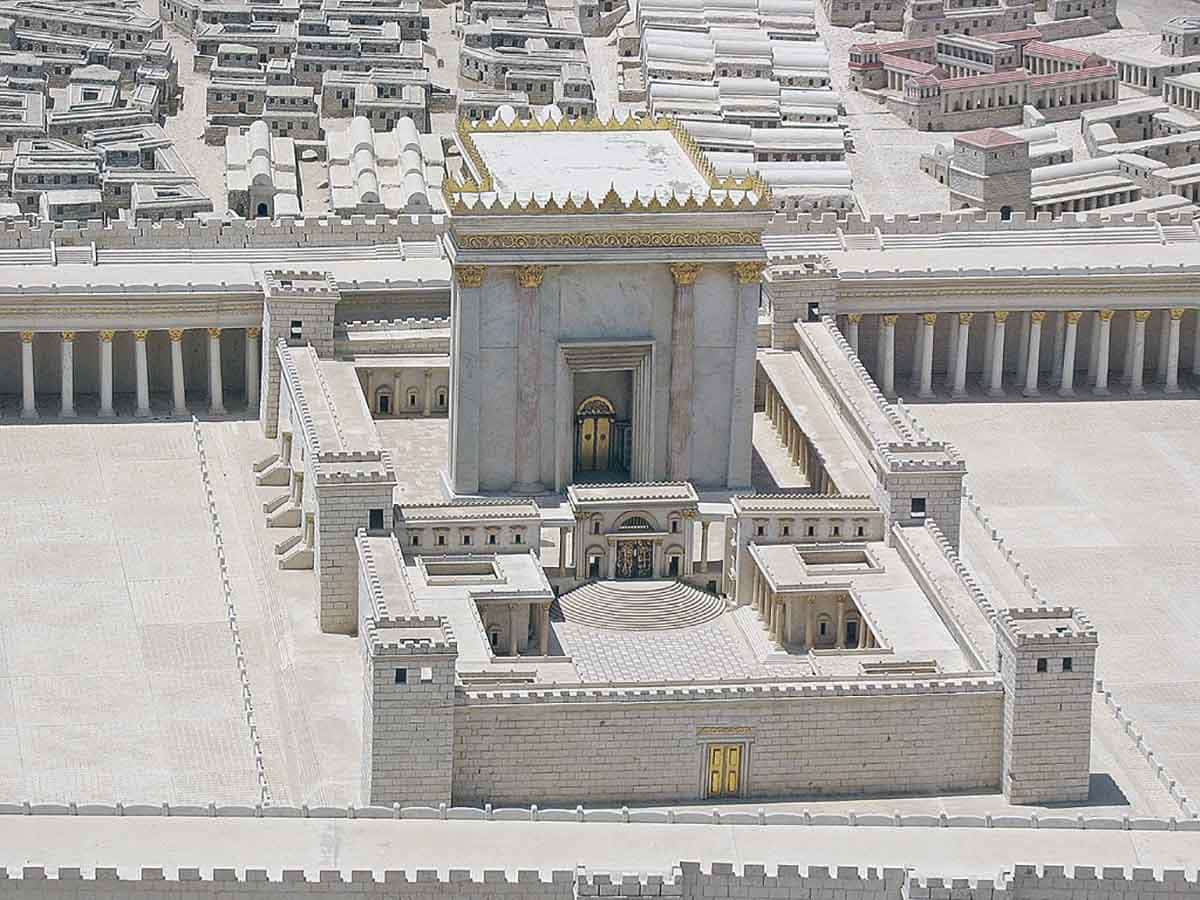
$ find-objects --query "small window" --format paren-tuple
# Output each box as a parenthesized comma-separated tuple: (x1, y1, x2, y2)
(394, 668, 407, 684)
(911, 497, 927, 517)
(436, 534, 446, 546)
(368, 508, 384, 531)
(593, 521, 601, 535)
(488, 534, 497, 545)
(832, 526, 841, 537)
(419, 666, 433, 683)
(807, 525, 815, 537)
(463, 534, 472, 546)
(1063, 657, 1073, 672)
(1036, 658, 1048, 673)
(411, 535, 420, 547)
(756, 525, 765, 537)
(514, 534, 523, 545)
(782, 525, 790, 536)
(856, 526, 865, 537)
(290, 319, 302, 338)
(671, 520, 679, 533)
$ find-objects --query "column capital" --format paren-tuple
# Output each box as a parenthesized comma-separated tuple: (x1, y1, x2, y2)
(20, 331, 33, 343)
(454, 265, 485, 288)
(61, 331, 76, 342)
(515, 264, 546, 289)
(958, 312, 974, 325)
(1098, 309, 1114, 322)
(99, 330, 116, 342)
(1134, 309, 1152, 323)
(847, 313, 862, 324)
(133, 329, 148, 341)
(1065, 311, 1083, 325)
(1170, 307, 1186, 320)
(207, 327, 222, 338)
(169, 328, 185, 342)
(670, 262, 704, 285)
(1030, 310, 1046, 323)
(922, 312, 937, 326)
(882, 314, 898, 326)
(247, 326, 261, 338)
(993, 311, 1009, 323)
(733, 261, 766, 285)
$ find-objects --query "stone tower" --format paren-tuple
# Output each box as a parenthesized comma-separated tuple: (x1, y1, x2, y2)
(995, 606, 1098, 805)
(948, 128, 1032, 220)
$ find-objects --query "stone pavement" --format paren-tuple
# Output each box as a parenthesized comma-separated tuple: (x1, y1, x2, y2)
(917, 398, 1200, 819)
(0, 421, 261, 803)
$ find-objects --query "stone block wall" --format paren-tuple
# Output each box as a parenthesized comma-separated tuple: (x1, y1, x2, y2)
(883, 469, 965, 550)
(318, 481, 397, 634)
(450, 683, 1003, 805)
(261, 290, 338, 439)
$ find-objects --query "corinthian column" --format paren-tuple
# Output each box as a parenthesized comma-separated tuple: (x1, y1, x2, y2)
(1023, 311, 1045, 398)
(245, 326, 261, 410)
(20, 331, 36, 419)
(919, 313, 936, 399)
(513, 264, 546, 494)
(134, 329, 151, 417)
(952, 312, 972, 399)
(99, 330, 115, 417)
(1058, 312, 1081, 397)
(60, 331, 76, 418)
(1093, 310, 1113, 396)
(1130, 310, 1150, 395)
(988, 312, 1008, 397)
(846, 313, 861, 354)
(668, 262, 702, 482)
(881, 315, 897, 397)
(169, 329, 187, 415)
(208, 327, 225, 414)
(1165, 308, 1184, 394)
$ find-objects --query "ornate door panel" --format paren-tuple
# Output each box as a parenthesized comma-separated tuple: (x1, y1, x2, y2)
(707, 744, 744, 798)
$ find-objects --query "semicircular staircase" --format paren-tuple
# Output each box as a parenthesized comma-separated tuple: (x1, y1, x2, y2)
(555, 580, 727, 631)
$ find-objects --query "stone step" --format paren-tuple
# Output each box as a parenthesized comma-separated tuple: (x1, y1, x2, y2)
(556, 579, 726, 631)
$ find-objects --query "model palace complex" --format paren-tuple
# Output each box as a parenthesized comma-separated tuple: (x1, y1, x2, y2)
(2, 0, 1200, 894)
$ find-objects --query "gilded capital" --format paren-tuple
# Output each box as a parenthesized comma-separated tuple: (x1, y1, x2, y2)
(670, 262, 703, 286)
(99, 330, 115, 342)
(958, 312, 974, 325)
(207, 327, 222, 338)
(882, 314, 898, 326)
(993, 311, 1009, 323)
(61, 331, 75, 343)
(847, 313, 862, 324)
(133, 329, 148, 341)
(1170, 307, 1186, 321)
(1134, 309, 1152, 323)
(19, 331, 33, 343)
(1030, 311, 1046, 324)
(1065, 311, 1082, 325)
(454, 265, 485, 288)
(168, 328, 185, 342)
(922, 313, 937, 326)
(1098, 309, 1114, 322)
(515, 264, 546, 289)
(733, 261, 766, 285)
(247, 326, 261, 338)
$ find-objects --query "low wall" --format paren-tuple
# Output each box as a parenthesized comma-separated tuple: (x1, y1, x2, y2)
(451, 683, 1003, 805)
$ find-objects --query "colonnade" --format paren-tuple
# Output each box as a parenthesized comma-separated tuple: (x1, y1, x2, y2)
(762, 379, 835, 493)
(749, 569, 872, 651)
(846, 308, 1197, 400)
(1165, 81, 1200, 112)
(1036, 188, 1139, 217)
(14, 326, 260, 418)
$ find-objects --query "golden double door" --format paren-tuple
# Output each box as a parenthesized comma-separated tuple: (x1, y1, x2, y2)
(706, 744, 743, 798)
(576, 396, 614, 472)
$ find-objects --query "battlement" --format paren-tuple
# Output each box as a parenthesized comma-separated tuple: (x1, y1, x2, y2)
(341, 317, 452, 332)
(996, 606, 1098, 646)
(765, 208, 1196, 237)
(263, 269, 341, 298)
(365, 612, 458, 656)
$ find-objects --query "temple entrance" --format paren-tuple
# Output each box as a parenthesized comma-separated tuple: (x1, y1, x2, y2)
(615, 540, 654, 579)
(705, 744, 744, 799)
(575, 395, 631, 479)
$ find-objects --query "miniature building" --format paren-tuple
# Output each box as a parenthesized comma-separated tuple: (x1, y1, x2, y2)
(326, 115, 443, 216)
(225, 118, 300, 218)
(947, 127, 1033, 217)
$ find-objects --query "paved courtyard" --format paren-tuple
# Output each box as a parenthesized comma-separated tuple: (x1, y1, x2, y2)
(917, 397, 1200, 813)
(0, 421, 260, 803)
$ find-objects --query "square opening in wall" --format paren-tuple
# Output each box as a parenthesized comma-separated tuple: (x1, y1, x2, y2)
(290, 319, 303, 338)
(911, 497, 927, 518)
(394, 668, 407, 684)
(368, 508, 384, 532)
(420, 666, 433, 683)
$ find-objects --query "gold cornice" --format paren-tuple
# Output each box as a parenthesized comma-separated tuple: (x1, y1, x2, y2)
(516, 265, 546, 289)
(459, 230, 762, 251)
(454, 265, 486, 288)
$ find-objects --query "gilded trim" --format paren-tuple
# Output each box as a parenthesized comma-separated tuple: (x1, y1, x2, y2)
(670, 262, 703, 285)
(516, 265, 547, 289)
(734, 261, 767, 285)
(459, 231, 763, 251)
(454, 265, 486, 288)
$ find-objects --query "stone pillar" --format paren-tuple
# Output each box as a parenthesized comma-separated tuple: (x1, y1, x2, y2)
(208, 327, 225, 414)
(668, 262, 702, 482)
(1157, 310, 1171, 383)
(728, 262, 764, 489)
(881, 314, 897, 397)
(952, 312, 972, 399)
(507, 603, 522, 656)
(911, 314, 923, 386)
(20, 331, 36, 419)
(134, 329, 151, 417)
(805, 597, 816, 650)
(982, 311, 995, 386)
(1192, 310, 1200, 378)
(1023, 311, 1044, 397)
(99, 330, 115, 417)
(451, 266, 486, 494)
(558, 526, 568, 576)
(1165, 308, 1184, 394)
(1058, 312, 1081, 397)
(1130, 310, 1150, 395)
(857, 617, 868, 650)
(423, 368, 433, 415)
(1094, 310, 1113, 396)
(60, 331, 76, 418)
(919, 313, 936, 399)
(835, 598, 846, 650)
(514, 264, 546, 493)
(1051, 311, 1066, 387)
(699, 521, 710, 574)
(245, 326, 261, 410)
(846, 313, 861, 354)
(538, 602, 551, 656)
(1122, 310, 1136, 385)
(1087, 310, 1101, 384)
(169, 329, 187, 415)
(1016, 311, 1031, 380)
(988, 312, 1008, 397)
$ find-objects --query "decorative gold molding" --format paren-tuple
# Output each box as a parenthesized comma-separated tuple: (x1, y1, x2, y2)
(99, 330, 115, 342)
(882, 314, 898, 326)
(454, 265, 485, 288)
(734, 261, 766, 285)
(516, 265, 546, 289)
(19, 331, 33, 343)
(993, 311, 1009, 323)
(61, 331, 75, 342)
(1170, 307, 1186, 320)
(133, 329, 148, 341)
(168, 328, 185, 342)
(922, 313, 937, 326)
(958, 312, 973, 325)
(847, 313, 863, 324)
(1134, 309, 1152, 323)
(247, 326, 261, 338)
(1030, 311, 1046, 323)
(207, 327, 223, 338)
(1065, 311, 1082, 325)
(460, 231, 762, 251)
(670, 262, 703, 285)
(1098, 309, 1114, 322)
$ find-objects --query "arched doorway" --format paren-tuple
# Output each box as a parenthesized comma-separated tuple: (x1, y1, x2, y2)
(575, 395, 615, 472)
(256, 202, 269, 218)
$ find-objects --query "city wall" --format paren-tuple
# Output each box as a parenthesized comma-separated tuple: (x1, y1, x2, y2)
(449, 682, 1003, 806)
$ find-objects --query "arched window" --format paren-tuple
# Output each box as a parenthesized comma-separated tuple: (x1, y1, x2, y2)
(436, 389, 447, 408)
(407, 388, 419, 409)
(616, 516, 653, 532)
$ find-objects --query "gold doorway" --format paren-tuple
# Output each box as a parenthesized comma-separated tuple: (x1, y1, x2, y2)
(706, 744, 744, 798)
(575, 395, 615, 472)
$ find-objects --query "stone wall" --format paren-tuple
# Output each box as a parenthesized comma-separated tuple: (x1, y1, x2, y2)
(451, 682, 1003, 805)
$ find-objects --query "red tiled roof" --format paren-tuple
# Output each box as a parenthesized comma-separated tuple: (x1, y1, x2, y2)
(879, 53, 939, 75)
(1029, 64, 1117, 88)
(1023, 40, 1095, 63)
(955, 127, 1025, 148)
(940, 68, 1029, 90)
(872, 37, 935, 55)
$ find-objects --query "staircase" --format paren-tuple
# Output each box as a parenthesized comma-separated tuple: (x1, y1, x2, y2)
(555, 580, 727, 631)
